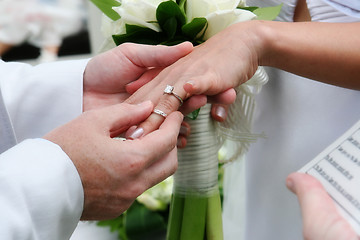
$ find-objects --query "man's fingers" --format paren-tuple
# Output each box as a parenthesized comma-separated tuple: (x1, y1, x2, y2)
(143, 148, 178, 188)
(146, 111, 183, 156)
(125, 68, 163, 94)
(128, 111, 183, 167)
(128, 82, 187, 137)
(120, 42, 193, 68)
(94, 101, 154, 136)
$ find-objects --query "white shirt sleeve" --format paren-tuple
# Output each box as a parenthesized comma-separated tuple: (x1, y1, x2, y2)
(0, 59, 89, 239)
(0, 59, 88, 141)
(0, 138, 84, 240)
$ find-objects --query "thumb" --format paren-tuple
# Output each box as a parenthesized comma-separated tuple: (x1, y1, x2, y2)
(121, 42, 193, 68)
(286, 173, 342, 230)
(286, 172, 334, 210)
(286, 173, 357, 239)
(96, 101, 154, 135)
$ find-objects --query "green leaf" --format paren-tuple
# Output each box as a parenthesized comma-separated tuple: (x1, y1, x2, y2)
(156, 1, 186, 38)
(253, 4, 283, 21)
(177, 0, 187, 16)
(163, 17, 178, 38)
(97, 216, 124, 232)
(89, 0, 121, 21)
(112, 24, 165, 45)
(97, 215, 128, 240)
(187, 109, 200, 120)
(237, 6, 259, 12)
(125, 201, 167, 240)
(181, 17, 207, 39)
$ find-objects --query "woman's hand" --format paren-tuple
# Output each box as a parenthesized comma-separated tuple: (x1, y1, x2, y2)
(124, 21, 261, 138)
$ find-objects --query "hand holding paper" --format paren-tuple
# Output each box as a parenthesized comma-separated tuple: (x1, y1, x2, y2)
(294, 120, 360, 238)
(287, 172, 358, 240)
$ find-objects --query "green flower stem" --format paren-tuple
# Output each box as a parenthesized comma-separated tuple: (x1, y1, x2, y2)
(166, 194, 184, 240)
(179, 195, 207, 240)
(167, 105, 223, 240)
(167, 192, 223, 240)
(206, 191, 223, 240)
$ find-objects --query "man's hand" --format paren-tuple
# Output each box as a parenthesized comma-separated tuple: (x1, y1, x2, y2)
(44, 101, 183, 220)
(82, 42, 193, 111)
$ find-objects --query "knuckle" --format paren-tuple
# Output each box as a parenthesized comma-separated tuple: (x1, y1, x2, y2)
(157, 96, 178, 112)
(169, 159, 178, 175)
(123, 182, 146, 200)
(83, 109, 102, 122)
(127, 155, 146, 175)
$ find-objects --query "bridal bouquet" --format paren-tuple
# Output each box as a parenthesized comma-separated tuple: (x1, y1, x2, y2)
(90, 0, 281, 239)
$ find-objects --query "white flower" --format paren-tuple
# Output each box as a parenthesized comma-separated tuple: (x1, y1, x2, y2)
(101, 13, 125, 37)
(186, 0, 256, 40)
(112, 0, 170, 33)
(137, 176, 173, 211)
(237, 0, 247, 7)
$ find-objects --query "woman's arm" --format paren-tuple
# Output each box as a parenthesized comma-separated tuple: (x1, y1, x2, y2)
(123, 20, 360, 138)
(259, 21, 360, 90)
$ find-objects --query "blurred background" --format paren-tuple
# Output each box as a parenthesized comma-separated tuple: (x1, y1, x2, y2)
(0, 0, 105, 64)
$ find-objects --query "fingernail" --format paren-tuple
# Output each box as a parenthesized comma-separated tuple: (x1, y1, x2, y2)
(215, 106, 227, 122)
(180, 125, 189, 136)
(128, 127, 144, 140)
(177, 138, 187, 148)
(137, 100, 152, 107)
(125, 81, 134, 88)
(177, 138, 183, 148)
(185, 81, 194, 88)
(286, 178, 295, 193)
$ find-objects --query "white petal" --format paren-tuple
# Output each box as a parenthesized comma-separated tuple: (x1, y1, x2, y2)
(203, 9, 256, 40)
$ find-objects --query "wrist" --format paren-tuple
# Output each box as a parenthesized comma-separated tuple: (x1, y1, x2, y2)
(250, 20, 279, 68)
(225, 20, 276, 70)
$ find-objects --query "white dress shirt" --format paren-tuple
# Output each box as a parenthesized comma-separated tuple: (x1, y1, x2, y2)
(0, 59, 87, 239)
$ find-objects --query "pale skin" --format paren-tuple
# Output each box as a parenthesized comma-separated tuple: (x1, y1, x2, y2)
(286, 173, 358, 240)
(44, 101, 183, 220)
(122, 17, 360, 239)
(125, 21, 360, 136)
(43, 42, 196, 220)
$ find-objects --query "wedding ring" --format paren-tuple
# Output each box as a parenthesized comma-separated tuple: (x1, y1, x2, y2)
(153, 108, 167, 118)
(163, 85, 183, 106)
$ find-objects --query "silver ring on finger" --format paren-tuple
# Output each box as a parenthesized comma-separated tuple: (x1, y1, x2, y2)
(163, 85, 184, 106)
(153, 108, 167, 118)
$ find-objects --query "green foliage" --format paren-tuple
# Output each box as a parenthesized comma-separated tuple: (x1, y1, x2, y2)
(113, 25, 166, 45)
(97, 215, 128, 240)
(237, 6, 259, 12)
(112, 1, 207, 47)
(89, 0, 121, 21)
(186, 108, 200, 120)
(98, 201, 168, 240)
(182, 18, 207, 39)
(253, 4, 283, 21)
(125, 201, 167, 240)
(238, 4, 283, 21)
(157, 1, 186, 38)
